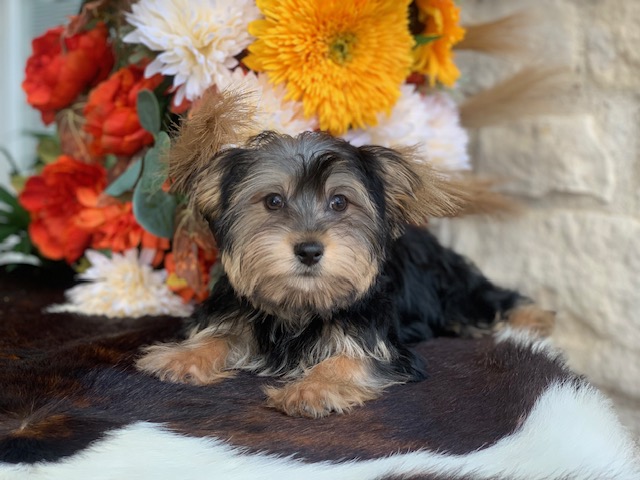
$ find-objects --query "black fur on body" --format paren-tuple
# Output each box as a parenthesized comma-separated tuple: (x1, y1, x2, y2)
(188, 225, 525, 382)
(136, 128, 539, 418)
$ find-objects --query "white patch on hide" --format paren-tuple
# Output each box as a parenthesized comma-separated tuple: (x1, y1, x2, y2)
(2, 380, 638, 479)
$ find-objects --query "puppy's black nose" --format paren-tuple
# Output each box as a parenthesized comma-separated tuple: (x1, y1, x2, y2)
(294, 242, 324, 266)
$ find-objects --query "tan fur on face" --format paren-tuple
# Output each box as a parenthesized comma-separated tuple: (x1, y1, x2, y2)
(264, 356, 387, 418)
(221, 223, 379, 318)
(174, 125, 484, 318)
(136, 330, 234, 385)
(215, 144, 386, 317)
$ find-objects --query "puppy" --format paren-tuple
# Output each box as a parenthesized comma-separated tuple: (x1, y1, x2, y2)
(137, 91, 554, 418)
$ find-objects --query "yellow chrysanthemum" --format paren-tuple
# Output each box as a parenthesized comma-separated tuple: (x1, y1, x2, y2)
(244, 0, 414, 135)
(412, 0, 465, 87)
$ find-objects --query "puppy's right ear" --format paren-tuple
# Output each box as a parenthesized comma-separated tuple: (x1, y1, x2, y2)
(168, 88, 256, 217)
(360, 146, 469, 237)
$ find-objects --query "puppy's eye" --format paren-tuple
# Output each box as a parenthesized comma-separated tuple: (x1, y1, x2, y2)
(265, 193, 285, 210)
(329, 194, 348, 212)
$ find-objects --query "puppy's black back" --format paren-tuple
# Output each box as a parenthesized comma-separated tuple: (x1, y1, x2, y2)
(386, 226, 524, 344)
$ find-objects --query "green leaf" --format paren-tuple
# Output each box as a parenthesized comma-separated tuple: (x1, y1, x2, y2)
(0, 146, 20, 175)
(128, 45, 154, 66)
(6, 211, 29, 229)
(128, 50, 149, 66)
(23, 130, 55, 141)
(0, 186, 30, 230)
(0, 224, 19, 242)
(0, 185, 20, 210)
(104, 154, 118, 170)
(133, 131, 171, 194)
(142, 131, 170, 190)
(132, 185, 176, 239)
(414, 34, 441, 46)
(137, 89, 161, 135)
(132, 133, 175, 239)
(10, 174, 28, 194)
(208, 262, 224, 291)
(105, 158, 142, 197)
(74, 255, 92, 274)
(36, 136, 61, 164)
(0, 186, 30, 228)
(155, 130, 171, 152)
(13, 232, 33, 254)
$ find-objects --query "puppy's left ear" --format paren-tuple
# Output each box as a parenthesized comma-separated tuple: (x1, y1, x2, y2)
(360, 146, 468, 235)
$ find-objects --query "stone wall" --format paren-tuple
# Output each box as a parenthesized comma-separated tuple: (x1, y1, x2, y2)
(435, 0, 640, 438)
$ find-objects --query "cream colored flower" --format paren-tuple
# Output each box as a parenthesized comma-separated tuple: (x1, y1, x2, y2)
(123, 0, 260, 104)
(221, 69, 318, 136)
(343, 85, 470, 171)
(47, 249, 193, 318)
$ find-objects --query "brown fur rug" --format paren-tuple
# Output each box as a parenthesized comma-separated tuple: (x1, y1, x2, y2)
(0, 268, 638, 479)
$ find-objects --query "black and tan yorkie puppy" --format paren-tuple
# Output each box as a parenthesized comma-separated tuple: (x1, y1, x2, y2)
(137, 91, 554, 418)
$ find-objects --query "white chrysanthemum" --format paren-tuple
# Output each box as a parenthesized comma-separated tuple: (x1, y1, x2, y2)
(343, 85, 470, 171)
(47, 249, 193, 318)
(123, 0, 261, 105)
(221, 69, 318, 136)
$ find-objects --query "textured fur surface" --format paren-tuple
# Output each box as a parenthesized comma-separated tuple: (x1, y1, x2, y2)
(0, 273, 637, 479)
(138, 112, 554, 417)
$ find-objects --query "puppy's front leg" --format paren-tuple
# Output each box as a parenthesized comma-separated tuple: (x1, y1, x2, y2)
(265, 356, 383, 418)
(136, 328, 234, 385)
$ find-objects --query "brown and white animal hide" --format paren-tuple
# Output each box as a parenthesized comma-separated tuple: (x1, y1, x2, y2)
(0, 270, 638, 480)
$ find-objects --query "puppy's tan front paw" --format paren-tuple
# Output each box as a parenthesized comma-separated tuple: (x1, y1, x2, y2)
(507, 304, 556, 337)
(136, 337, 232, 386)
(264, 380, 376, 418)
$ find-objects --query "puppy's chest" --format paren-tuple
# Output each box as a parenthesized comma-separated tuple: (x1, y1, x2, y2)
(250, 316, 341, 373)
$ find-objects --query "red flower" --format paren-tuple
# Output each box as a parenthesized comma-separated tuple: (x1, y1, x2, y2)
(77, 196, 170, 266)
(18, 155, 106, 263)
(22, 21, 114, 125)
(84, 65, 163, 157)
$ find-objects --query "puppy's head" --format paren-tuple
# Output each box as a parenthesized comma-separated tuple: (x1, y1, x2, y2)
(170, 91, 467, 317)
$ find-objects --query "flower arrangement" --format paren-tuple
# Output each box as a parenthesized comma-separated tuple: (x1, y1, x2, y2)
(1, 0, 473, 317)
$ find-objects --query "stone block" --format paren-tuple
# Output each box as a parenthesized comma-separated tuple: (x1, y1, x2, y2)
(474, 115, 615, 202)
(586, 0, 640, 89)
(433, 210, 640, 401)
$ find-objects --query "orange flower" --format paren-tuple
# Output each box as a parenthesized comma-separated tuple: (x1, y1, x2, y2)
(18, 155, 106, 263)
(84, 65, 164, 157)
(18, 155, 169, 264)
(412, 0, 465, 87)
(165, 248, 217, 303)
(243, 0, 414, 135)
(165, 207, 218, 302)
(22, 21, 114, 125)
(77, 195, 170, 266)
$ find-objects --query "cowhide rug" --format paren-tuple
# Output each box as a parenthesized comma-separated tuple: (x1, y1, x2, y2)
(0, 269, 638, 480)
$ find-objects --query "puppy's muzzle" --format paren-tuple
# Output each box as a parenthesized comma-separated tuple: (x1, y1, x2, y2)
(294, 242, 324, 266)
